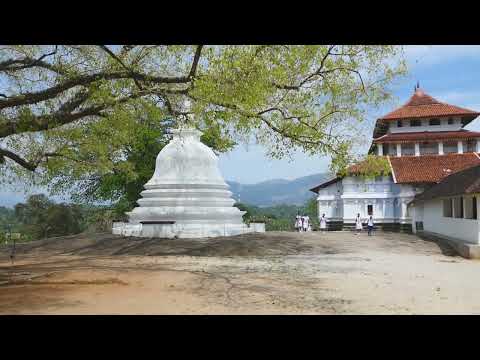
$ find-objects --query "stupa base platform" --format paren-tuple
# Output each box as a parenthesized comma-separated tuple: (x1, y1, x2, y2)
(112, 222, 265, 239)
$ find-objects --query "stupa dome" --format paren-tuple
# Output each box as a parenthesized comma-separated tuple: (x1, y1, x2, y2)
(145, 128, 226, 187)
(115, 125, 264, 238)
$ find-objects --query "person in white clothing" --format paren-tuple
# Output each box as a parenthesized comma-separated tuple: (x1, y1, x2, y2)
(355, 213, 363, 235)
(320, 213, 327, 233)
(302, 215, 309, 232)
(367, 215, 374, 236)
(295, 215, 301, 232)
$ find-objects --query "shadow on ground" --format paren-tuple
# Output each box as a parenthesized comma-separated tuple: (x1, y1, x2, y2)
(0, 232, 321, 258)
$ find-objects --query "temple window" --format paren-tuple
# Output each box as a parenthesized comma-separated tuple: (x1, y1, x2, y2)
(419, 141, 438, 155)
(443, 141, 458, 154)
(465, 140, 476, 153)
(367, 204, 373, 215)
(447, 117, 454, 125)
(474, 197, 478, 219)
(410, 119, 422, 127)
(382, 144, 388, 156)
(397, 120, 403, 127)
(429, 118, 441, 126)
(453, 197, 464, 218)
(464, 196, 477, 219)
(387, 144, 396, 156)
(401, 143, 415, 156)
(443, 199, 453, 217)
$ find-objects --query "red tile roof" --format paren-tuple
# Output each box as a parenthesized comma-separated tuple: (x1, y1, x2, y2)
(389, 153, 480, 184)
(415, 164, 480, 201)
(373, 130, 480, 144)
(379, 89, 480, 121)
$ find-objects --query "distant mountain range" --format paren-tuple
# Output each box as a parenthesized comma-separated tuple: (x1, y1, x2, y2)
(226, 173, 330, 207)
(0, 173, 331, 208)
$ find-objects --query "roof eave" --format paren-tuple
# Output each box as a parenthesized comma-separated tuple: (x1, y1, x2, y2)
(380, 112, 480, 121)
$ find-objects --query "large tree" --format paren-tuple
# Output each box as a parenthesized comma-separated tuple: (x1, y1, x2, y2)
(0, 45, 406, 200)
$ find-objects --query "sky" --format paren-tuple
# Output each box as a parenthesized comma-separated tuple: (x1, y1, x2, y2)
(2, 45, 480, 206)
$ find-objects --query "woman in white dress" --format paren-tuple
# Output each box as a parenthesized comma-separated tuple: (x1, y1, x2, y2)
(320, 213, 327, 233)
(302, 215, 309, 232)
(295, 215, 301, 232)
(355, 213, 363, 235)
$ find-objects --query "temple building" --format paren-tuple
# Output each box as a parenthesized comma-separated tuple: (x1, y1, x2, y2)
(310, 86, 480, 232)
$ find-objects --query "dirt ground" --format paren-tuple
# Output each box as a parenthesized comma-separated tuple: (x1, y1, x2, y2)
(1, 230, 479, 314)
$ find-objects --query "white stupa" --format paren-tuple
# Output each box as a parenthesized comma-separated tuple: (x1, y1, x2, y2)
(113, 103, 264, 239)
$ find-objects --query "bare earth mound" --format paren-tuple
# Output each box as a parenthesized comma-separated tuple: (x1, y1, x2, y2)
(1, 231, 479, 314)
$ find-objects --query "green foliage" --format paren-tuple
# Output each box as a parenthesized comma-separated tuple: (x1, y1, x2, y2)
(235, 196, 319, 231)
(0, 195, 116, 242)
(1, 45, 407, 198)
(335, 154, 391, 179)
(12, 194, 84, 239)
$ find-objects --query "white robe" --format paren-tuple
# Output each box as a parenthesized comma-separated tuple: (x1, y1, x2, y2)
(355, 217, 363, 230)
(320, 217, 327, 229)
(295, 216, 301, 229)
(302, 216, 309, 231)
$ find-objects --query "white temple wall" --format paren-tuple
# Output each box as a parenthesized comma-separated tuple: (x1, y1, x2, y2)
(388, 117, 463, 134)
(421, 198, 480, 244)
(316, 175, 420, 226)
(317, 181, 343, 220)
(341, 175, 406, 222)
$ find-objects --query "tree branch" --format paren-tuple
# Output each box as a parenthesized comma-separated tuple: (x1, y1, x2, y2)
(0, 147, 40, 171)
(188, 45, 203, 79)
(0, 46, 64, 75)
(0, 93, 141, 139)
(98, 45, 144, 90)
(0, 70, 191, 110)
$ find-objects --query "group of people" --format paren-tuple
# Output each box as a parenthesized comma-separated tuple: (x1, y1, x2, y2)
(294, 213, 375, 235)
(355, 213, 375, 236)
(294, 214, 312, 232)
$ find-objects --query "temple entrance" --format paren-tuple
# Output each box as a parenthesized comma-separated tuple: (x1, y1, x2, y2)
(367, 204, 373, 216)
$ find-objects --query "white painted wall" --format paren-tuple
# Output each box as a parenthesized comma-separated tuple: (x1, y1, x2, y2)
(317, 180, 343, 220)
(421, 198, 480, 244)
(317, 175, 420, 224)
(389, 117, 463, 133)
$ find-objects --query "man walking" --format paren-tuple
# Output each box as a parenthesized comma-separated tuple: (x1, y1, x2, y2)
(367, 215, 374, 236)
(355, 213, 362, 235)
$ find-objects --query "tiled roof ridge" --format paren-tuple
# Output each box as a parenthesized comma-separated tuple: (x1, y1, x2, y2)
(379, 88, 480, 121)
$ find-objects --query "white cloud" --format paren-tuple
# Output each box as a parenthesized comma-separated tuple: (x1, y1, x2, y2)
(434, 90, 480, 109)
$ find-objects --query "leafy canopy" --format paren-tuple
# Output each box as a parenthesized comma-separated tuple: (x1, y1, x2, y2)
(0, 45, 407, 202)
